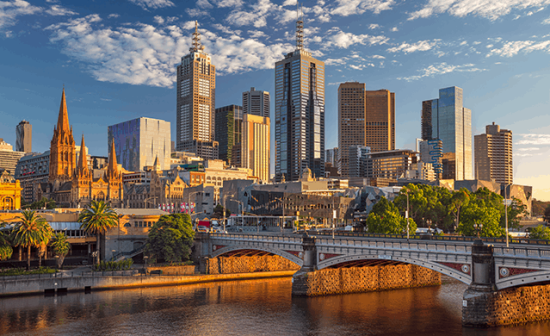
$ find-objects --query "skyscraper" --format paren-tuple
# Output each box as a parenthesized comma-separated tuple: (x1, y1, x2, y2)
(242, 114, 270, 181)
(338, 83, 395, 177)
(275, 10, 325, 181)
(16, 120, 32, 153)
(108, 117, 171, 172)
(215, 105, 243, 167)
(176, 21, 217, 159)
(243, 87, 270, 117)
(474, 122, 512, 184)
(424, 86, 472, 180)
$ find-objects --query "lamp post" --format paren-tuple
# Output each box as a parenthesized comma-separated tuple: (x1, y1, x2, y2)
(117, 214, 124, 255)
(474, 223, 483, 239)
(188, 190, 201, 223)
(406, 190, 410, 241)
(504, 184, 510, 248)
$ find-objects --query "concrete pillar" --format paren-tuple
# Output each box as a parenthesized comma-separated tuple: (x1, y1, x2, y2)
(462, 239, 497, 327)
(191, 232, 211, 274)
(292, 234, 317, 296)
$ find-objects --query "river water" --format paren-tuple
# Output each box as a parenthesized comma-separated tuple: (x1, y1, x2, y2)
(0, 277, 549, 336)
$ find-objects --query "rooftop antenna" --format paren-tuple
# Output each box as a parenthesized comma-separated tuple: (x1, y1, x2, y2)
(190, 21, 204, 52)
(296, 3, 304, 51)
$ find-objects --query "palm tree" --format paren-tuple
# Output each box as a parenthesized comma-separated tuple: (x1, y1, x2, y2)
(12, 210, 53, 270)
(51, 232, 70, 269)
(78, 200, 118, 265)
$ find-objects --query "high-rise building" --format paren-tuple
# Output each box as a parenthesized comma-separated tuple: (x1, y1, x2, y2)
(423, 86, 472, 180)
(474, 122, 513, 184)
(215, 105, 243, 167)
(274, 10, 325, 181)
(176, 21, 217, 159)
(16, 120, 32, 153)
(348, 145, 370, 178)
(243, 87, 270, 118)
(419, 139, 443, 179)
(325, 147, 338, 166)
(338, 82, 395, 177)
(363, 149, 418, 180)
(242, 114, 270, 181)
(0, 139, 25, 176)
(108, 117, 171, 172)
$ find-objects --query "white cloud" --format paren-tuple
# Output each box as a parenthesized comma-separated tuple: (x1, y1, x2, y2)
(486, 40, 537, 57)
(213, 0, 244, 7)
(248, 30, 268, 38)
(186, 8, 209, 16)
(349, 63, 374, 70)
(543, 17, 550, 24)
(0, 0, 42, 30)
(369, 23, 380, 29)
(324, 58, 347, 65)
(372, 54, 385, 59)
(45, 5, 77, 16)
(517, 147, 541, 151)
(387, 39, 440, 53)
(108, 14, 120, 19)
(459, 40, 468, 45)
(409, 0, 550, 21)
(516, 134, 550, 145)
(325, 29, 389, 48)
(390, 26, 398, 32)
(331, 0, 395, 16)
(225, 0, 274, 28)
(128, 0, 175, 9)
(46, 14, 294, 88)
(282, 0, 297, 6)
(397, 62, 485, 81)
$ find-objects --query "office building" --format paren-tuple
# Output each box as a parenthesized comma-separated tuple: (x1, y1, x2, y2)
(338, 82, 395, 177)
(0, 139, 25, 177)
(423, 86, 472, 180)
(242, 114, 270, 181)
(348, 145, 370, 178)
(16, 120, 32, 153)
(15, 151, 50, 203)
(215, 105, 243, 167)
(243, 87, 270, 117)
(363, 149, 417, 180)
(108, 117, 171, 172)
(176, 21, 217, 159)
(474, 122, 513, 184)
(274, 10, 325, 181)
(419, 139, 443, 179)
(325, 147, 338, 166)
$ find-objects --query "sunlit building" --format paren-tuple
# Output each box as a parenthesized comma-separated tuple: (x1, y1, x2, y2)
(475, 122, 513, 184)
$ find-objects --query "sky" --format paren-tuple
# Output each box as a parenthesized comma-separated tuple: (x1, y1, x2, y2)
(1, 0, 550, 200)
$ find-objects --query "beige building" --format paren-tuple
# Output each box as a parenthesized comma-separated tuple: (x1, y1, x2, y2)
(0, 139, 25, 177)
(242, 114, 270, 181)
(474, 122, 513, 184)
(243, 87, 270, 117)
(338, 83, 395, 177)
(176, 21, 217, 158)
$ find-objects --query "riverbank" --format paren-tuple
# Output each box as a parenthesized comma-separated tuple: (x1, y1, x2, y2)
(0, 270, 296, 297)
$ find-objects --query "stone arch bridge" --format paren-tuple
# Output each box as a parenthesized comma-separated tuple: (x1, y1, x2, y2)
(194, 232, 550, 327)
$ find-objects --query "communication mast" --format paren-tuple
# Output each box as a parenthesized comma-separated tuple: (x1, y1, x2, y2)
(296, 4, 304, 50)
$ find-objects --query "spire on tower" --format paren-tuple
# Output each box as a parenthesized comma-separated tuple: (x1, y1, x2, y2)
(190, 20, 205, 53)
(107, 139, 119, 179)
(57, 88, 70, 132)
(296, 4, 304, 51)
(77, 134, 88, 173)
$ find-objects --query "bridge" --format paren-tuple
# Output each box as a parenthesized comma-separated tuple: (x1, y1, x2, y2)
(194, 232, 550, 327)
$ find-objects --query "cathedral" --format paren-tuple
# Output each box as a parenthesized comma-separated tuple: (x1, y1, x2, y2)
(38, 89, 123, 208)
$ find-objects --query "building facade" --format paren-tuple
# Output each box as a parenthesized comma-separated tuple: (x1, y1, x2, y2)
(242, 114, 270, 181)
(274, 14, 325, 182)
(215, 105, 243, 167)
(0, 139, 25, 177)
(107, 117, 171, 172)
(16, 120, 32, 153)
(0, 170, 22, 210)
(338, 82, 366, 177)
(364, 149, 417, 180)
(348, 145, 370, 178)
(419, 139, 443, 179)
(474, 122, 513, 184)
(423, 86, 472, 180)
(365, 89, 395, 153)
(176, 21, 217, 159)
(242, 87, 270, 117)
(15, 151, 50, 203)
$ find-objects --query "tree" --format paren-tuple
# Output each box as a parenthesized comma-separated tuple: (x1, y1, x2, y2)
(27, 197, 56, 210)
(506, 197, 528, 229)
(51, 232, 70, 269)
(12, 210, 53, 270)
(78, 200, 118, 265)
(212, 204, 230, 219)
(366, 197, 417, 234)
(0, 222, 13, 261)
(544, 205, 550, 222)
(529, 225, 550, 240)
(457, 202, 504, 238)
(145, 213, 195, 264)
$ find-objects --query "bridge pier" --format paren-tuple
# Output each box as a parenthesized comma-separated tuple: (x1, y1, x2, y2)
(292, 235, 317, 296)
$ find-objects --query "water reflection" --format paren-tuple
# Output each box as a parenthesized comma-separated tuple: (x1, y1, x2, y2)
(0, 277, 549, 335)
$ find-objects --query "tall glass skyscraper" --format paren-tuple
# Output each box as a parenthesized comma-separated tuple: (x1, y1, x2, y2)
(274, 12, 325, 181)
(422, 86, 472, 180)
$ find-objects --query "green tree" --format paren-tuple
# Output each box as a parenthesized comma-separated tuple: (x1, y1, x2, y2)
(0, 222, 13, 261)
(145, 213, 195, 264)
(12, 210, 53, 270)
(457, 202, 504, 237)
(78, 200, 118, 265)
(212, 204, 230, 219)
(27, 197, 56, 210)
(529, 225, 550, 240)
(366, 197, 417, 234)
(51, 232, 70, 268)
(506, 197, 528, 229)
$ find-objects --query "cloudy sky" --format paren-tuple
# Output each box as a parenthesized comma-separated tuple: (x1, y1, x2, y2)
(1, 0, 550, 199)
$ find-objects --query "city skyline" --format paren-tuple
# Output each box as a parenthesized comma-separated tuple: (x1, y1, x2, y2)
(1, 1, 550, 198)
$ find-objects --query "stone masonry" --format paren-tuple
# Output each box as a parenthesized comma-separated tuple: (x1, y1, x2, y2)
(207, 255, 300, 275)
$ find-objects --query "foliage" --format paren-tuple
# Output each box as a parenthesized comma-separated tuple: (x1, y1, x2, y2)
(366, 197, 417, 234)
(528, 225, 550, 240)
(532, 199, 550, 217)
(544, 205, 550, 222)
(51, 232, 70, 268)
(0, 267, 56, 276)
(78, 200, 118, 264)
(26, 197, 56, 210)
(145, 213, 195, 264)
(12, 210, 53, 269)
(212, 204, 230, 219)
(93, 259, 134, 271)
(505, 197, 528, 229)
(0, 245, 12, 261)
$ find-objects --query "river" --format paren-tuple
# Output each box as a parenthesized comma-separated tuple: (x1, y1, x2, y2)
(0, 276, 549, 335)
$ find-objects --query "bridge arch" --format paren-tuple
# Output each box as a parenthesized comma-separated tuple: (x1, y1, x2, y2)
(211, 245, 304, 267)
(317, 254, 472, 285)
(496, 270, 550, 290)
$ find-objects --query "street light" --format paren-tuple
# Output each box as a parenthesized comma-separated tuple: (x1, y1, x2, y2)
(474, 223, 483, 238)
(504, 184, 510, 248)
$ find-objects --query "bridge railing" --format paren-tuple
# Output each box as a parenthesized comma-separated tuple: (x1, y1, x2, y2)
(210, 233, 302, 243)
(315, 237, 473, 254)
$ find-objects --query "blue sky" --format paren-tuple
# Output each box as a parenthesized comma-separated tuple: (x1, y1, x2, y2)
(1, 0, 550, 200)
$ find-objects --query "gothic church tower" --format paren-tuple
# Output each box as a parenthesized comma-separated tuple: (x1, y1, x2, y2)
(49, 88, 76, 182)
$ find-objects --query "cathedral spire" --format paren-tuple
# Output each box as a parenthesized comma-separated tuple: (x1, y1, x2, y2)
(153, 155, 161, 171)
(77, 134, 88, 173)
(107, 140, 118, 179)
(57, 88, 70, 133)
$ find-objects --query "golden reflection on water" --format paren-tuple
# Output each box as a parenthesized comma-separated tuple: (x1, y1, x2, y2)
(0, 277, 549, 336)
